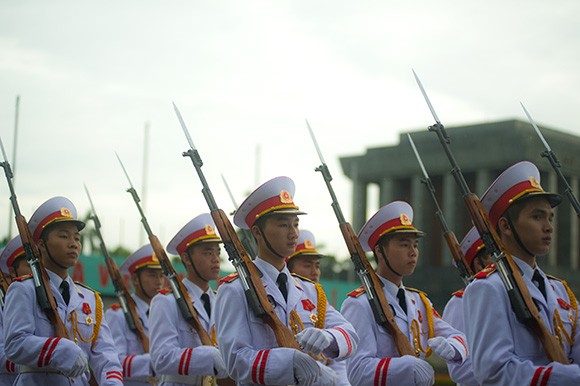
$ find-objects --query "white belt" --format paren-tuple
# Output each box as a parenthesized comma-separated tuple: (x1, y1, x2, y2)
(20, 365, 61, 374)
(161, 374, 205, 385)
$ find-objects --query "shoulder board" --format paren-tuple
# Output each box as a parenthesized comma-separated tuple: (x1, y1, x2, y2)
(405, 287, 427, 296)
(452, 289, 465, 298)
(108, 303, 122, 311)
(474, 265, 496, 279)
(347, 286, 366, 298)
(158, 288, 173, 295)
(12, 274, 32, 282)
(291, 273, 314, 284)
(75, 281, 99, 293)
(546, 274, 562, 282)
(219, 272, 239, 285)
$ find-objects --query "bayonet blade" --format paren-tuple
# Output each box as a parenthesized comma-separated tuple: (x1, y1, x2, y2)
(173, 102, 197, 151)
(306, 119, 326, 165)
(407, 134, 430, 180)
(412, 69, 441, 124)
(520, 102, 552, 152)
(115, 152, 136, 190)
(83, 183, 97, 215)
(221, 173, 239, 209)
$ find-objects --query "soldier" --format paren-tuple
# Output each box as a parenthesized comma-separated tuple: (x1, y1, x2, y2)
(464, 161, 580, 385)
(3, 196, 123, 385)
(105, 244, 164, 385)
(215, 176, 358, 386)
(0, 236, 32, 384)
(149, 213, 228, 385)
(341, 201, 468, 386)
(442, 227, 493, 386)
(287, 229, 351, 386)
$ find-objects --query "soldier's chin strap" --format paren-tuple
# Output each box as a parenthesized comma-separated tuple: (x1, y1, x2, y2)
(185, 250, 211, 283)
(378, 245, 403, 277)
(135, 272, 154, 300)
(257, 223, 286, 259)
(41, 237, 69, 270)
(505, 213, 535, 259)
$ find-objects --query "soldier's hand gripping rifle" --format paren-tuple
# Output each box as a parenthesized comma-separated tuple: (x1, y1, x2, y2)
(306, 120, 416, 357)
(173, 103, 300, 350)
(84, 184, 150, 352)
(413, 70, 568, 363)
(407, 134, 473, 285)
(521, 103, 580, 218)
(0, 136, 69, 339)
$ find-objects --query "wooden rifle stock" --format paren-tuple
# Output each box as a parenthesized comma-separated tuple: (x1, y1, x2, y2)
(211, 209, 301, 349)
(463, 195, 568, 363)
(0, 271, 9, 306)
(443, 231, 474, 279)
(103, 254, 150, 352)
(339, 223, 416, 356)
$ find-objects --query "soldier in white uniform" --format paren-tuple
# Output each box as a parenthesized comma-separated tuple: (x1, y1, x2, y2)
(149, 213, 228, 385)
(105, 244, 164, 385)
(442, 226, 493, 386)
(286, 229, 350, 386)
(215, 176, 358, 386)
(0, 236, 32, 384)
(3, 196, 123, 385)
(341, 201, 468, 386)
(464, 161, 580, 385)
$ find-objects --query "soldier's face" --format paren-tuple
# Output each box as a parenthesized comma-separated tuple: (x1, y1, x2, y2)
(186, 242, 222, 281)
(40, 222, 81, 269)
(508, 197, 554, 257)
(378, 234, 419, 276)
(134, 268, 164, 299)
(255, 214, 300, 259)
(288, 255, 321, 282)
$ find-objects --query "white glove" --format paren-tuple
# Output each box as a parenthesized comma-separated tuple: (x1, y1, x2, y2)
(210, 346, 228, 379)
(428, 336, 458, 362)
(317, 364, 338, 386)
(405, 355, 434, 386)
(66, 352, 89, 379)
(293, 350, 320, 386)
(296, 328, 334, 356)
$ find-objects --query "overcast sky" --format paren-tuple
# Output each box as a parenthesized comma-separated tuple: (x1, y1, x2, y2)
(1, 1, 579, 264)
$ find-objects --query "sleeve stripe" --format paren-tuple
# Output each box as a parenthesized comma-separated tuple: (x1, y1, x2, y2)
(106, 371, 124, 382)
(122, 355, 130, 377)
(43, 337, 61, 367)
(258, 349, 269, 384)
(252, 350, 264, 384)
(126, 354, 135, 378)
(374, 357, 391, 386)
(531, 366, 545, 386)
(178, 348, 188, 375)
(38, 337, 54, 367)
(540, 366, 553, 386)
(333, 327, 353, 358)
(452, 336, 468, 356)
(183, 348, 193, 376)
(252, 349, 270, 384)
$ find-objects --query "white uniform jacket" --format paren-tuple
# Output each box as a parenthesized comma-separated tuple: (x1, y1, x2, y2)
(464, 258, 580, 385)
(3, 270, 123, 386)
(0, 304, 18, 385)
(341, 276, 468, 386)
(105, 293, 156, 385)
(149, 278, 216, 386)
(442, 289, 478, 386)
(215, 258, 358, 386)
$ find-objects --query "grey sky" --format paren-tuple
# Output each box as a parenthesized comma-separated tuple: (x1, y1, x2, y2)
(1, 1, 579, 262)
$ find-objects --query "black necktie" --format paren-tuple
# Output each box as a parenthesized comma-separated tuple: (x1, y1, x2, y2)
(201, 293, 211, 318)
(60, 280, 70, 306)
(532, 270, 547, 300)
(277, 273, 288, 302)
(397, 288, 407, 315)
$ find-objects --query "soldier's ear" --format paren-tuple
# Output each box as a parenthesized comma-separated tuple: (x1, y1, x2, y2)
(250, 225, 261, 240)
(497, 217, 512, 237)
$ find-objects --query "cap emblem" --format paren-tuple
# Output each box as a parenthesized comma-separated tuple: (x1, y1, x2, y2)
(61, 207, 73, 219)
(205, 224, 216, 235)
(530, 176, 541, 189)
(280, 190, 293, 204)
(400, 213, 412, 226)
(304, 239, 313, 249)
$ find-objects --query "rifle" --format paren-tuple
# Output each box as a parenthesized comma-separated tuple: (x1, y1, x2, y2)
(173, 103, 300, 350)
(0, 136, 69, 339)
(306, 120, 416, 357)
(407, 134, 473, 285)
(413, 70, 568, 363)
(220, 174, 258, 259)
(84, 184, 149, 352)
(116, 153, 217, 385)
(0, 270, 10, 308)
(521, 103, 580, 218)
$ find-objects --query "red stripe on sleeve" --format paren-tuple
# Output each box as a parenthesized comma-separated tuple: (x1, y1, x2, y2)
(43, 337, 61, 367)
(374, 358, 389, 386)
(178, 348, 188, 375)
(258, 349, 270, 384)
(540, 366, 553, 386)
(106, 370, 124, 382)
(183, 348, 193, 376)
(122, 355, 129, 376)
(252, 350, 265, 384)
(530, 366, 545, 386)
(37, 338, 53, 367)
(452, 336, 468, 356)
(333, 327, 353, 357)
(127, 354, 135, 378)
